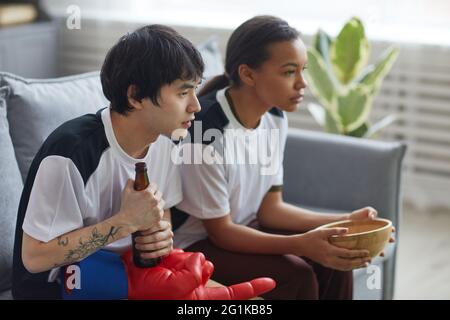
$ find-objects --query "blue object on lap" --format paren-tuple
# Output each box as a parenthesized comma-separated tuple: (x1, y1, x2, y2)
(60, 250, 128, 300)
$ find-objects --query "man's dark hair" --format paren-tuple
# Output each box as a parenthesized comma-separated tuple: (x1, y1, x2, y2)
(101, 24, 204, 114)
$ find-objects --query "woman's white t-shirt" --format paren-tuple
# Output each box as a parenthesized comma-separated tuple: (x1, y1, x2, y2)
(174, 88, 288, 249)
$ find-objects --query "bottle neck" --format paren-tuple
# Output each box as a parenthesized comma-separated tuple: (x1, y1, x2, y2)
(134, 170, 149, 191)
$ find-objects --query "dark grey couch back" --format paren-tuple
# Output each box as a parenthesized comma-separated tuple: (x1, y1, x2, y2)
(283, 128, 407, 228)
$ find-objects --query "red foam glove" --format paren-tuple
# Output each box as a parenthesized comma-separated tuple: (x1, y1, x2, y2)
(122, 248, 275, 300)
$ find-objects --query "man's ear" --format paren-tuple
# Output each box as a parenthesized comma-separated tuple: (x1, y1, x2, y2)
(238, 64, 256, 87)
(127, 85, 143, 110)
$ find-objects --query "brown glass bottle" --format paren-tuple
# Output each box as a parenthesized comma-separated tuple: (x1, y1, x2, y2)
(132, 162, 162, 268)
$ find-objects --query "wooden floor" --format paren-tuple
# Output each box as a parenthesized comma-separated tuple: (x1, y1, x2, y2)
(395, 202, 450, 299)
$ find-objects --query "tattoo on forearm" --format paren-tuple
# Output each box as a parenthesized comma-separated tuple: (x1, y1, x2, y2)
(57, 236, 69, 247)
(63, 226, 121, 263)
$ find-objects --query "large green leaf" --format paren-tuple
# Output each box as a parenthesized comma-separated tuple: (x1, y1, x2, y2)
(347, 122, 369, 137)
(330, 17, 369, 84)
(313, 29, 332, 63)
(307, 103, 342, 134)
(325, 109, 342, 134)
(357, 47, 399, 95)
(305, 48, 336, 108)
(337, 85, 371, 132)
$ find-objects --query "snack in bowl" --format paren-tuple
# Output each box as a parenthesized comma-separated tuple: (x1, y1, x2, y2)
(318, 218, 393, 258)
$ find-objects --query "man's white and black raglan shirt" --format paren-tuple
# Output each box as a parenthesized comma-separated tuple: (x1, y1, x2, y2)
(173, 88, 288, 250)
(12, 108, 182, 299)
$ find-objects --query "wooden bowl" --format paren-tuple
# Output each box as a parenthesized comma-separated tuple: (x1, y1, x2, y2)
(318, 218, 393, 258)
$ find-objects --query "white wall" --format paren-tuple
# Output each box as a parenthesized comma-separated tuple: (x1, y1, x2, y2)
(41, 0, 450, 45)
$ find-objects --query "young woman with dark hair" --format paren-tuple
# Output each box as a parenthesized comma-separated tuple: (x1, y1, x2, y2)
(174, 16, 383, 300)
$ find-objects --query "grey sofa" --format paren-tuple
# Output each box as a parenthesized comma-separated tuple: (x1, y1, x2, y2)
(0, 71, 406, 300)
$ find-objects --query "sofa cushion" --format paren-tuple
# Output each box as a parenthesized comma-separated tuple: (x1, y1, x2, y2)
(0, 72, 108, 181)
(0, 86, 23, 292)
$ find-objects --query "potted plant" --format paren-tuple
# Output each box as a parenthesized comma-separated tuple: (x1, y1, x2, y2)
(305, 17, 399, 138)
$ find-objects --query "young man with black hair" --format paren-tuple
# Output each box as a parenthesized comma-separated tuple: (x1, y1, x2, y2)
(12, 25, 275, 300)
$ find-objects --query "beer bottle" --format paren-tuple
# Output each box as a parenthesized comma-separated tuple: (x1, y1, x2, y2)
(132, 162, 162, 268)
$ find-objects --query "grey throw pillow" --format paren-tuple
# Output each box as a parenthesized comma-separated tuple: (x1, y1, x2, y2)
(0, 86, 23, 292)
(0, 72, 108, 181)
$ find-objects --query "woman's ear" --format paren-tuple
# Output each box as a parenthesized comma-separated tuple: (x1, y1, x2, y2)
(126, 85, 143, 110)
(238, 64, 256, 87)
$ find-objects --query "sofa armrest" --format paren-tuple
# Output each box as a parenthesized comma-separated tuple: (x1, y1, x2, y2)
(283, 128, 407, 228)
